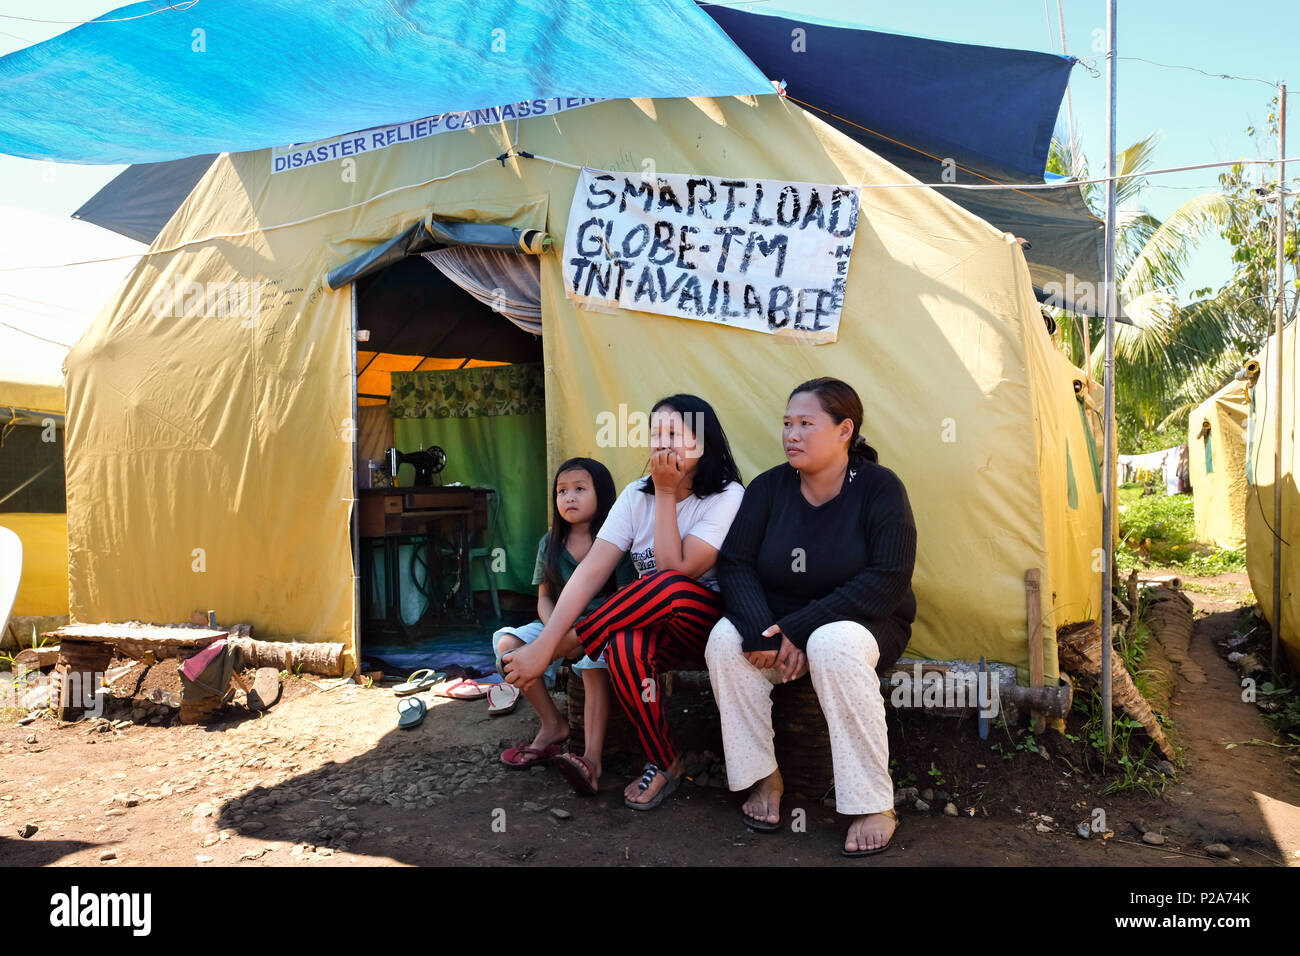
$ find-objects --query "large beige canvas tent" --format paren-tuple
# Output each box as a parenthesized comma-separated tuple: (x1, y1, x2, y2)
(64, 94, 1102, 681)
(1188, 378, 1249, 551)
(1244, 320, 1300, 670)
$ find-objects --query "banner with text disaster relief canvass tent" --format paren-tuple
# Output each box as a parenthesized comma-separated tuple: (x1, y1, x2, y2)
(1188, 377, 1249, 552)
(53, 90, 1103, 683)
(1242, 324, 1300, 670)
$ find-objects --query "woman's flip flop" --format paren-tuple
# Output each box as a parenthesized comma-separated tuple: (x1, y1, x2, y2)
(431, 677, 488, 700)
(394, 669, 443, 696)
(555, 753, 599, 796)
(396, 696, 426, 729)
(841, 809, 899, 857)
(486, 682, 520, 715)
(500, 743, 565, 768)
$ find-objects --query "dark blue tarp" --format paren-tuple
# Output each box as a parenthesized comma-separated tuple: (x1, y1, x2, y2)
(705, 7, 1106, 317)
(0, 0, 771, 165)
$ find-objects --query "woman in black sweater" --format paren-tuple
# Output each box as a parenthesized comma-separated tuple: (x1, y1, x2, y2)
(706, 377, 917, 857)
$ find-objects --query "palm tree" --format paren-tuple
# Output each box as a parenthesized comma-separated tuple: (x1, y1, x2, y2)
(1045, 132, 1238, 446)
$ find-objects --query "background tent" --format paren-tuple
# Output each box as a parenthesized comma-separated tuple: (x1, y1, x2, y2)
(1244, 322, 1299, 670)
(1189, 378, 1249, 551)
(59, 91, 1100, 682)
(0, 207, 144, 622)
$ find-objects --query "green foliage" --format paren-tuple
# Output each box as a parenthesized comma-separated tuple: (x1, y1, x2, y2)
(1123, 425, 1185, 456)
(1114, 483, 1245, 573)
(1046, 94, 1298, 450)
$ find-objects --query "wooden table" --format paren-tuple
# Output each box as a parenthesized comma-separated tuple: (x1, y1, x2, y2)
(358, 486, 492, 633)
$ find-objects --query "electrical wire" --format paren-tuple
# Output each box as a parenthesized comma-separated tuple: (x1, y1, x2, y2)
(0, 154, 504, 273)
(0, 319, 74, 348)
(1116, 55, 1278, 89)
(9, 142, 1300, 277)
(0, 2, 199, 26)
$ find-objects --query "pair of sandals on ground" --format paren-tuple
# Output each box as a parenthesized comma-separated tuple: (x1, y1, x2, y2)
(393, 668, 498, 728)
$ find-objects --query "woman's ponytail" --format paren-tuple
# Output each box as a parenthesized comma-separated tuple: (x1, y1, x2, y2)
(851, 434, 879, 464)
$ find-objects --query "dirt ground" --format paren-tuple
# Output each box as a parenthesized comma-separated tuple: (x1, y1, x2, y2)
(2, 573, 1297, 867)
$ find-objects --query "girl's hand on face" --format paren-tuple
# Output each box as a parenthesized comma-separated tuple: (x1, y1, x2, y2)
(649, 448, 686, 493)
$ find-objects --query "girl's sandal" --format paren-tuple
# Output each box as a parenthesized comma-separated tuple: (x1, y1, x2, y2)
(841, 808, 899, 858)
(555, 753, 599, 796)
(623, 762, 679, 811)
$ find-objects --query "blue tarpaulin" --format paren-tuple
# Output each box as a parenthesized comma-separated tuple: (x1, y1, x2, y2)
(705, 6, 1106, 317)
(0, 0, 771, 165)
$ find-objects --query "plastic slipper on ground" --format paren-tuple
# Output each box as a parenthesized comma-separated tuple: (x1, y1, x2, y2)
(841, 809, 899, 857)
(500, 743, 564, 768)
(624, 763, 679, 811)
(555, 753, 599, 796)
(486, 682, 520, 715)
(394, 669, 443, 696)
(742, 807, 781, 832)
(431, 677, 488, 700)
(397, 696, 426, 729)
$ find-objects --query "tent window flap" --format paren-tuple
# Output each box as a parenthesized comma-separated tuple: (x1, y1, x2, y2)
(326, 218, 548, 291)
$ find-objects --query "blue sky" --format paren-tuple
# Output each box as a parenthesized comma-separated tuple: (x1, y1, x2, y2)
(0, 0, 1296, 299)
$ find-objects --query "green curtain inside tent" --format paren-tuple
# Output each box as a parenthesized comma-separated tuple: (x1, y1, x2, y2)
(389, 364, 547, 597)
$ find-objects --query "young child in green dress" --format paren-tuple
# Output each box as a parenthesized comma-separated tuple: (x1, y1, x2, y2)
(493, 457, 634, 794)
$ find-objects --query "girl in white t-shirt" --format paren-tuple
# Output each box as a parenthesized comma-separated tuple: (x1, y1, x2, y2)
(504, 394, 744, 810)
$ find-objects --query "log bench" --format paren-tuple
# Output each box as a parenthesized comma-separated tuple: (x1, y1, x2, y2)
(41, 624, 228, 721)
(565, 660, 1072, 799)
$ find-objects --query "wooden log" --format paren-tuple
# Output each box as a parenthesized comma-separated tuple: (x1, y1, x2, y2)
(226, 637, 345, 677)
(1143, 585, 1202, 684)
(1026, 568, 1045, 733)
(52, 638, 116, 721)
(1057, 620, 1176, 761)
(12, 645, 60, 674)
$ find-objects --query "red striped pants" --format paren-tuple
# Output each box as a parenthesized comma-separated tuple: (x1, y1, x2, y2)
(574, 570, 723, 768)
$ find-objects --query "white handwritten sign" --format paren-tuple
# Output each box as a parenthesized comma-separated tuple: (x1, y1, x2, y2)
(562, 168, 859, 342)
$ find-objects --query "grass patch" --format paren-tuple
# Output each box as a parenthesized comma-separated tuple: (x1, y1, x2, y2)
(1116, 483, 1246, 574)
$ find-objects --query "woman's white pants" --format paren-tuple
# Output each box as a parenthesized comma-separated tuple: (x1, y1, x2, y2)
(705, 616, 894, 815)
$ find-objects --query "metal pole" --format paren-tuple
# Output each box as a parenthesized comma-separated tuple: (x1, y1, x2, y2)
(1100, 0, 1118, 753)
(351, 284, 362, 676)
(1272, 83, 1286, 668)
